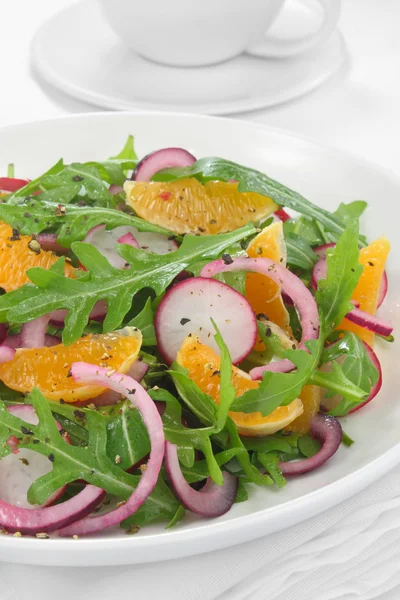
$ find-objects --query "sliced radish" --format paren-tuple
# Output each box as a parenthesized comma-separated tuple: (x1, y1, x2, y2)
(377, 271, 388, 308)
(344, 306, 393, 337)
(312, 257, 327, 290)
(274, 209, 291, 222)
(155, 277, 257, 365)
(132, 148, 196, 182)
(84, 224, 128, 269)
(117, 232, 139, 248)
(58, 363, 164, 536)
(0, 177, 29, 193)
(313, 242, 336, 258)
(164, 442, 238, 517)
(279, 413, 342, 476)
(0, 405, 68, 509)
(199, 258, 319, 379)
(349, 342, 382, 413)
(35, 233, 69, 255)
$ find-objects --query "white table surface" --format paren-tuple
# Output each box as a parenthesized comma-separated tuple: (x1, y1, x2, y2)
(0, 0, 399, 598)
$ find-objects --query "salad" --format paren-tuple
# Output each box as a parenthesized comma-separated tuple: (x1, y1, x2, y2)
(0, 137, 392, 538)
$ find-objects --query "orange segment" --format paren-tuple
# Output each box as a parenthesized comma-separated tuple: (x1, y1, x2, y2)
(124, 179, 278, 235)
(338, 237, 390, 346)
(0, 327, 142, 403)
(285, 385, 322, 434)
(177, 336, 303, 437)
(0, 222, 74, 292)
(246, 223, 291, 350)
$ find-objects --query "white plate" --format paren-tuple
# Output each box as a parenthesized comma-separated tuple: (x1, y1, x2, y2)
(31, 0, 346, 115)
(0, 112, 398, 566)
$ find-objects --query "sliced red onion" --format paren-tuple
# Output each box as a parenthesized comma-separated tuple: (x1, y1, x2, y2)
(1, 335, 21, 349)
(155, 277, 257, 365)
(350, 342, 382, 413)
(2, 405, 67, 508)
(313, 242, 336, 258)
(311, 257, 327, 290)
(279, 413, 342, 476)
(0, 346, 15, 363)
(2, 333, 58, 350)
(255, 359, 295, 374)
(50, 300, 107, 326)
(117, 232, 139, 248)
(164, 442, 238, 517)
(20, 315, 50, 349)
(79, 359, 150, 407)
(132, 148, 196, 182)
(109, 184, 124, 195)
(0, 324, 7, 345)
(344, 306, 393, 337)
(35, 234, 69, 255)
(377, 271, 388, 308)
(0, 177, 29, 193)
(274, 208, 291, 222)
(58, 363, 164, 536)
(199, 258, 319, 379)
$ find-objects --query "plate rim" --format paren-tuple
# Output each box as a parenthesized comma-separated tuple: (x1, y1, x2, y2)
(30, 0, 347, 115)
(0, 110, 398, 566)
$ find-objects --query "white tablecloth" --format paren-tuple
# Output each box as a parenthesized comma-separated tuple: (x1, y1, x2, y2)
(0, 0, 400, 598)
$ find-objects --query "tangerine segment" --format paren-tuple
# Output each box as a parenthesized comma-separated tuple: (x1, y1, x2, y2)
(0, 222, 74, 292)
(284, 385, 322, 434)
(124, 179, 278, 235)
(245, 223, 291, 350)
(0, 327, 142, 403)
(338, 236, 391, 346)
(177, 336, 303, 437)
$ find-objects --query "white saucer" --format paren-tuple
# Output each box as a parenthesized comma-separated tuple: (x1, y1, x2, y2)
(31, 0, 347, 115)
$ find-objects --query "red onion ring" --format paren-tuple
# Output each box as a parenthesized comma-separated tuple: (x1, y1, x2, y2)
(0, 324, 7, 345)
(58, 363, 165, 536)
(132, 148, 196, 182)
(1, 334, 58, 350)
(349, 342, 382, 413)
(20, 315, 50, 349)
(377, 271, 388, 308)
(49, 300, 107, 326)
(0, 346, 15, 363)
(311, 257, 327, 290)
(344, 306, 393, 337)
(109, 184, 124, 195)
(35, 234, 69, 255)
(279, 413, 342, 475)
(200, 257, 319, 381)
(313, 243, 336, 258)
(164, 442, 238, 517)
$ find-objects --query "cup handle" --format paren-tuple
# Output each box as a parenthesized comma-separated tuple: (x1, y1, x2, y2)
(246, 0, 341, 59)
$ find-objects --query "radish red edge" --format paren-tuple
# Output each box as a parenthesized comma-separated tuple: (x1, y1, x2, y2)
(279, 413, 342, 475)
(35, 234, 69, 255)
(349, 342, 382, 413)
(155, 276, 257, 365)
(58, 363, 164, 536)
(132, 147, 196, 182)
(164, 441, 238, 517)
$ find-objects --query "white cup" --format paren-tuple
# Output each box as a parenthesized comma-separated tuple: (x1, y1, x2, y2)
(97, 0, 341, 67)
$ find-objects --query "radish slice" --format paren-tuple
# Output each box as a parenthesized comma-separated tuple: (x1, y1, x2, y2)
(0, 177, 29, 193)
(117, 232, 139, 248)
(80, 359, 150, 407)
(279, 413, 342, 476)
(20, 315, 50, 349)
(349, 342, 382, 413)
(344, 307, 393, 337)
(164, 442, 237, 517)
(0, 324, 7, 345)
(199, 258, 319, 379)
(274, 209, 291, 222)
(132, 148, 196, 182)
(84, 224, 128, 269)
(377, 271, 388, 308)
(155, 277, 257, 365)
(313, 242, 336, 258)
(0, 346, 15, 363)
(35, 234, 69, 255)
(311, 257, 327, 290)
(1, 405, 67, 508)
(58, 363, 164, 536)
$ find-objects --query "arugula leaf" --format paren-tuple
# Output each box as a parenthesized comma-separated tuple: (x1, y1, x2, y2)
(257, 452, 286, 488)
(40, 164, 111, 204)
(231, 339, 323, 416)
(5, 160, 64, 202)
(0, 198, 170, 247)
(212, 319, 236, 432)
(110, 134, 138, 162)
(0, 391, 178, 521)
(2, 224, 255, 343)
(283, 216, 329, 247)
(310, 362, 367, 406)
(316, 220, 363, 333)
(106, 401, 150, 470)
(334, 200, 367, 224)
(127, 297, 156, 345)
(285, 232, 318, 270)
(169, 364, 217, 426)
(154, 157, 349, 237)
(297, 434, 321, 458)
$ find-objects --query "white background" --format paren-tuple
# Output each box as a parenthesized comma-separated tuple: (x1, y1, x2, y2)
(0, 0, 399, 598)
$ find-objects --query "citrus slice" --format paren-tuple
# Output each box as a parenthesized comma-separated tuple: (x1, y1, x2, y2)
(0, 222, 74, 292)
(338, 236, 391, 346)
(0, 327, 142, 403)
(177, 336, 303, 437)
(124, 178, 278, 235)
(284, 385, 322, 434)
(245, 222, 291, 350)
